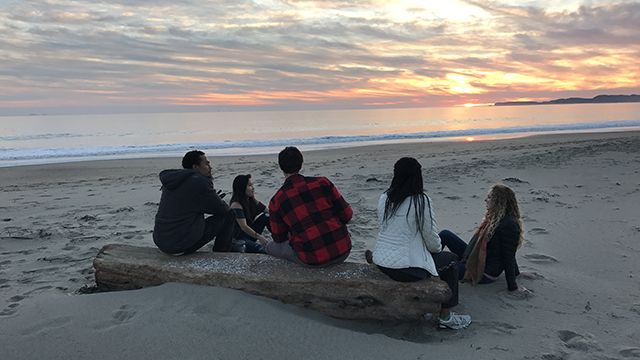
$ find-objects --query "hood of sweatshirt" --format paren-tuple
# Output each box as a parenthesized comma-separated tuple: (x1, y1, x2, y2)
(159, 169, 199, 190)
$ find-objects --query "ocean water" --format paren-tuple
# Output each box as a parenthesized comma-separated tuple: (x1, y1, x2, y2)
(1, 103, 639, 167)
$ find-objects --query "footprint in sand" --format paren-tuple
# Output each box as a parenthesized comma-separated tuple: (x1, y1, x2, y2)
(619, 347, 640, 358)
(540, 353, 566, 360)
(78, 214, 99, 222)
(20, 316, 73, 336)
(529, 227, 549, 235)
(0, 306, 18, 316)
(523, 253, 558, 263)
(444, 195, 462, 200)
(22, 266, 61, 275)
(111, 207, 134, 214)
(480, 321, 520, 335)
(557, 330, 602, 352)
(112, 306, 137, 323)
(92, 305, 138, 330)
(9, 295, 26, 302)
(502, 177, 529, 184)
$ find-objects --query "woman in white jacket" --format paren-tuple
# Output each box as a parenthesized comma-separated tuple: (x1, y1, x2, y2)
(367, 157, 471, 330)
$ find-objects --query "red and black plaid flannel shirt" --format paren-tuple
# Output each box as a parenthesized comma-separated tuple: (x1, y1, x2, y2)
(268, 174, 353, 265)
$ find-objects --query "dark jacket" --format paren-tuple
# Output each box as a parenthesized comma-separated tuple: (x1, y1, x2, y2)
(484, 216, 521, 291)
(153, 169, 228, 254)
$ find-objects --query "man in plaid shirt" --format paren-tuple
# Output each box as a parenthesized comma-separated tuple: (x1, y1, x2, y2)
(266, 146, 353, 266)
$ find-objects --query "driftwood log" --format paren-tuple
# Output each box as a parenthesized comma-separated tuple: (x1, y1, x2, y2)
(94, 244, 451, 321)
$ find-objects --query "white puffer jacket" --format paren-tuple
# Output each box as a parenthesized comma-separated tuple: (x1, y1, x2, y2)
(372, 193, 442, 276)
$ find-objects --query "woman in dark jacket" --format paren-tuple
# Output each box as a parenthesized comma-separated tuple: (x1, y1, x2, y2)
(439, 184, 532, 296)
(229, 174, 270, 253)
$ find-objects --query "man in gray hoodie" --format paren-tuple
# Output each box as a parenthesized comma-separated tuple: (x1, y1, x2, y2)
(153, 150, 234, 254)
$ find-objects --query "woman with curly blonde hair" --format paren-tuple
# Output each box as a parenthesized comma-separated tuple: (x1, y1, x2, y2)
(439, 184, 531, 296)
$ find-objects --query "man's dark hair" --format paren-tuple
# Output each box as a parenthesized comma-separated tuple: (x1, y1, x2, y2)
(278, 146, 303, 174)
(182, 150, 205, 169)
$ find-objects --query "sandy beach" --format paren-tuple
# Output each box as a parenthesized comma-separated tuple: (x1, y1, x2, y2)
(1, 131, 640, 359)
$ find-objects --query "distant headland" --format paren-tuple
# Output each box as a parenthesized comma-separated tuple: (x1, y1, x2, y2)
(494, 94, 640, 106)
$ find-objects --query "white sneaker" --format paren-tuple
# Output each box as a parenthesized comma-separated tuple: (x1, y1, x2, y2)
(439, 312, 472, 330)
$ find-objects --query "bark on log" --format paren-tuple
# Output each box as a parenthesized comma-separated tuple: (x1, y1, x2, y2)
(94, 244, 451, 321)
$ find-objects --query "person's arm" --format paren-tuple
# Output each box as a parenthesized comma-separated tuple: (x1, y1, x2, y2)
(256, 201, 267, 215)
(422, 196, 442, 253)
(268, 197, 289, 243)
(200, 178, 229, 215)
(495, 219, 520, 291)
(326, 178, 353, 223)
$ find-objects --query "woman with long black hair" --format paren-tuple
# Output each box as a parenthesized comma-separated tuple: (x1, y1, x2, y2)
(229, 174, 270, 253)
(367, 157, 471, 330)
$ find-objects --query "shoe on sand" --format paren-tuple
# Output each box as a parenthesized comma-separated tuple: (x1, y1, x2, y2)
(439, 312, 472, 330)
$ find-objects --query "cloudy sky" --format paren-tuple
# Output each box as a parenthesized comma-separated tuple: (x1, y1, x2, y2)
(1, 0, 639, 115)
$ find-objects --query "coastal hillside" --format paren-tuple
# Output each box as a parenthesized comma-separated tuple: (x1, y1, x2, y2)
(495, 94, 640, 106)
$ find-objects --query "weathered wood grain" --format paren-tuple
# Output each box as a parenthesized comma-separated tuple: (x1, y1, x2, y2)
(94, 244, 451, 321)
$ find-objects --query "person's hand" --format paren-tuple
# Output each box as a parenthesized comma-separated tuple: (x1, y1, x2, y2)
(256, 234, 268, 246)
(509, 286, 533, 299)
(216, 189, 226, 199)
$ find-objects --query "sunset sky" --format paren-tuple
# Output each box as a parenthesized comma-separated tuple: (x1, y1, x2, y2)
(1, 0, 639, 115)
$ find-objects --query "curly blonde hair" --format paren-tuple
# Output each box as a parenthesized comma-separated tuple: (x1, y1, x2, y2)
(482, 184, 524, 248)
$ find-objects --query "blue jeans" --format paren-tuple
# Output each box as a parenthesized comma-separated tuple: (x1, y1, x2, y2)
(438, 229, 495, 284)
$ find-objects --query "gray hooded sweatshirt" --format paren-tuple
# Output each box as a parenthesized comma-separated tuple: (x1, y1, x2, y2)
(153, 169, 229, 254)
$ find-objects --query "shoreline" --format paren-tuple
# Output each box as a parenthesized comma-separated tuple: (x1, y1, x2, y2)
(1, 130, 639, 359)
(3, 127, 640, 170)
(3, 123, 640, 169)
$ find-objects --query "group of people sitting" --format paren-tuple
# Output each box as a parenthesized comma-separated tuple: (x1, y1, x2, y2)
(153, 146, 531, 330)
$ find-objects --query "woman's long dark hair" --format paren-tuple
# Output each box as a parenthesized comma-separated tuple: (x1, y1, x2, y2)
(383, 157, 433, 237)
(230, 174, 258, 226)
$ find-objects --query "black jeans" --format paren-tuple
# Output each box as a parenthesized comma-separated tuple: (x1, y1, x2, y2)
(377, 251, 460, 309)
(183, 211, 235, 254)
(438, 229, 497, 283)
(236, 213, 271, 253)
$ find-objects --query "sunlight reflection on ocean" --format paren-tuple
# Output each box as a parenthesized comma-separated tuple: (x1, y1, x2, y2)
(1, 103, 639, 167)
